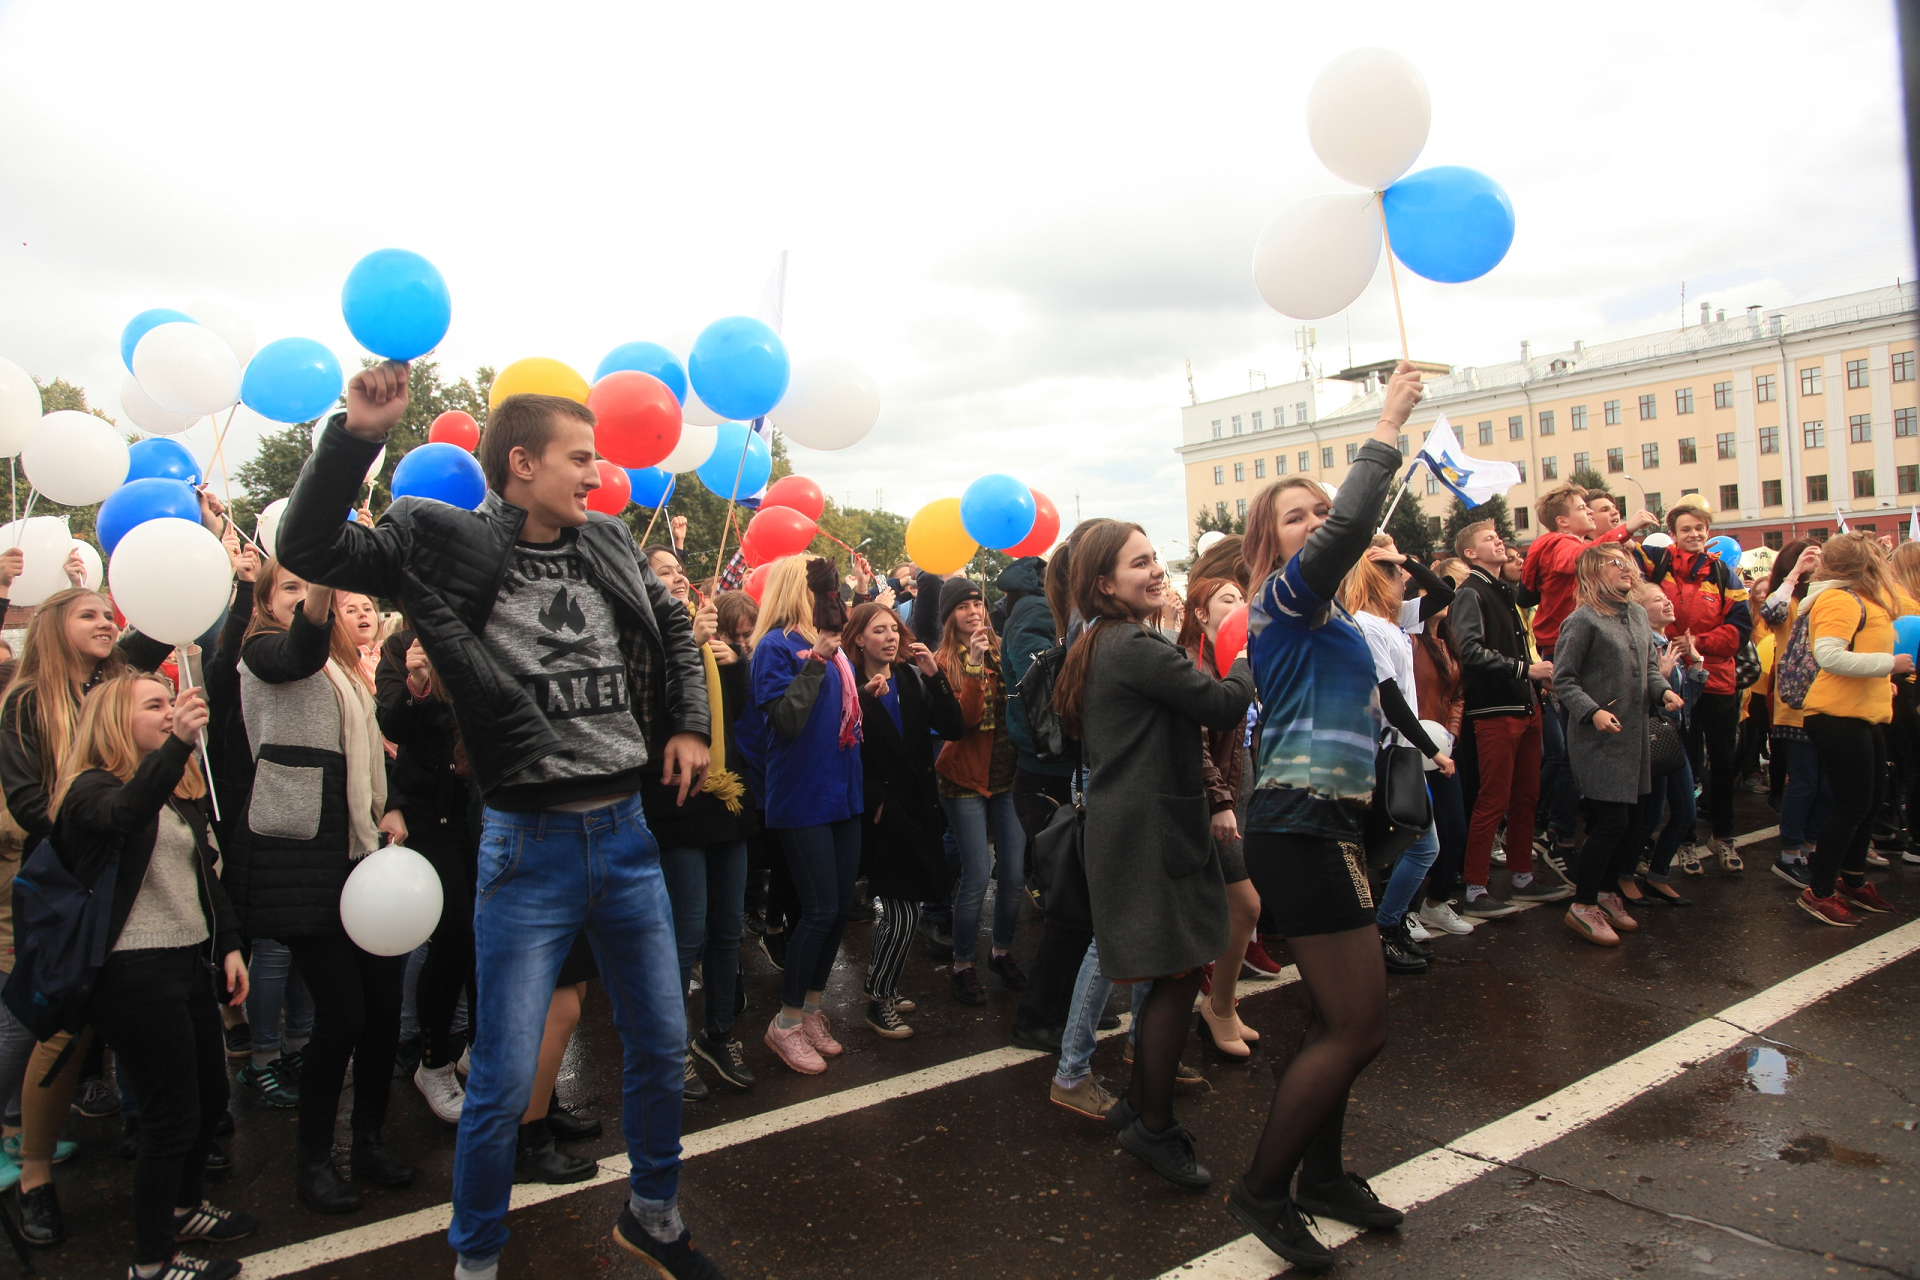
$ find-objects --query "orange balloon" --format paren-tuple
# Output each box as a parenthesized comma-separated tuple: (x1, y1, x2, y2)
(905, 498, 977, 574)
(489, 357, 588, 408)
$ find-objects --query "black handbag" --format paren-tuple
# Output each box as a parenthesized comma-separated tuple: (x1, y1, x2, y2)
(1363, 734, 1432, 871)
(1649, 713, 1687, 777)
(1027, 770, 1093, 930)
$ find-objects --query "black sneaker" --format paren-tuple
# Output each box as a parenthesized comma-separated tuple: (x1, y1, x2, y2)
(1539, 844, 1575, 887)
(866, 999, 914, 1039)
(73, 1075, 118, 1118)
(1009, 1022, 1064, 1054)
(1117, 1119, 1211, 1191)
(223, 1023, 252, 1061)
(174, 1199, 258, 1243)
(1510, 881, 1573, 904)
(692, 1031, 757, 1091)
(1096, 1011, 1122, 1032)
(237, 1059, 299, 1109)
(133, 1254, 242, 1280)
(758, 931, 788, 971)
(611, 1210, 725, 1279)
(1379, 928, 1428, 975)
(1460, 893, 1521, 919)
(1293, 1171, 1405, 1230)
(1224, 1184, 1335, 1271)
(203, 1142, 232, 1182)
(987, 952, 1029, 991)
(1772, 858, 1812, 889)
(18, 1181, 64, 1245)
(951, 966, 986, 1006)
(682, 1053, 710, 1103)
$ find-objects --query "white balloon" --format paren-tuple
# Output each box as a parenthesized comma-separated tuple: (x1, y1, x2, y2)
(1194, 531, 1226, 558)
(132, 322, 241, 417)
(1418, 719, 1453, 769)
(1252, 191, 1383, 320)
(108, 518, 231, 645)
(0, 357, 41, 458)
(771, 356, 881, 451)
(22, 411, 130, 506)
(119, 375, 201, 436)
(67, 538, 102, 591)
(679, 386, 727, 428)
(256, 497, 288, 560)
(339, 845, 444, 956)
(0, 516, 75, 607)
(1642, 531, 1673, 550)
(185, 299, 256, 367)
(1306, 48, 1432, 191)
(659, 420, 718, 474)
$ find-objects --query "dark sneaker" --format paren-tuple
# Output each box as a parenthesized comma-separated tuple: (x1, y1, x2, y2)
(174, 1199, 258, 1243)
(612, 1210, 726, 1279)
(223, 1023, 252, 1060)
(1117, 1119, 1211, 1190)
(1538, 845, 1575, 887)
(758, 931, 788, 971)
(682, 1054, 710, 1103)
(692, 1031, 757, 1091)
(1837, 880, 1896, 914)
(1772, 858, 1812, 889)
(1460, 894, 1521, 919)
(1224, 1183, 1335, 1271)
(18, 1181, 64, 1245)
(1797, 889, 1860, 927)
(1293, 1171, 1404, 1230)
(1009, 1022, 1064, 1054)
(951, 967, 986, 1006)
(73, 1075, 118, 1118)
(515, 1118, 595, 1185)
(203, 1142, 231, 1181)
(865, 999, 914, 1040)
(237, 1060, 299, 1109)
(134, 1254, 242, 1280)
(1380, 928, 1428, 975)
(1510, 881, 1574, 904)
(1106, 1093, 1139, 1136)
(546, 1097, 603, 1141)
(1096, 1011, 1122, 1032)
(987, 952, 1029, 991)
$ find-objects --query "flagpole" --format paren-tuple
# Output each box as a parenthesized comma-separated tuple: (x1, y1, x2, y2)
(1377, 195, 1411, 362)
(1376, 459, 1423, 534)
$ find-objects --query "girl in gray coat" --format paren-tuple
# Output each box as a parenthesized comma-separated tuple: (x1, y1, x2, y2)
(1552, 544, 1685, 947)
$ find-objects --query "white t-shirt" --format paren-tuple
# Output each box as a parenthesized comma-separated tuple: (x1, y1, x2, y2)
(1353, 608, 1419, 748)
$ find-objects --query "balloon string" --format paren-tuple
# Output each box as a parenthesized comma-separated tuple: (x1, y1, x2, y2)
(710, 423, 758, 582)
(174, 644, 221, 824)
(638, 498, 666, 549)
(205, 405, 239, 503)
(1377, 195, 1411, 362)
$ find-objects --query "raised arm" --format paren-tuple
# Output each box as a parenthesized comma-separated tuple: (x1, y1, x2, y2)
(1402, 558, 1456, 623)
(1295, 364, 1423, 600)
(279, 362, 412, 598)
(241, 592, 334, 685)
(1113, 626, 1254, 731)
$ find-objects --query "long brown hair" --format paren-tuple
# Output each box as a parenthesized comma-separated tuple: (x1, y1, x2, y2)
(1188, 534, 1249, 592)
(1339, 534, 1402, 621)
(1051, 520, 1148, 740)
(845, 602, 907, 673)
(49, 672, 206, 818)
(1887, 541, 1920, 608)
(1765, 539, 1817, 603)
(2, 588, 129, 794)
(1814, 531, 1899, 616)
(1574, 543, 1636, 617)
(244, 558, 372, 692)
(937, 593, 1000, 678)
(1243, 476, 1330, 587)
(1046, 521, 1107, 639)
(1176, 576, 1240, 657)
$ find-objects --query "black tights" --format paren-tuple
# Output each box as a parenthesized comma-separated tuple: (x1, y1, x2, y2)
(1244, 926, 1387, 1201)
(1125, 969, 1206, 1134)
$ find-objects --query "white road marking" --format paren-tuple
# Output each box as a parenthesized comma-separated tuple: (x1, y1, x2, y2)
(1156, 916, 1920, 1278)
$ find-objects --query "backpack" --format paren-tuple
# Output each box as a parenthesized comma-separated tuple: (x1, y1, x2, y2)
(1016, 643, 1072, 763)
(2, 839, 119, 1045)
(1776, 591, 1864, 711)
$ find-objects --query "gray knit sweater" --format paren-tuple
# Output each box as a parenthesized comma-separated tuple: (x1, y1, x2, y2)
(114, 808, 210, 952)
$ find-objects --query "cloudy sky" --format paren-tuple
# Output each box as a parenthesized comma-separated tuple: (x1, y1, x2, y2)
(0, 0, 1911, 555)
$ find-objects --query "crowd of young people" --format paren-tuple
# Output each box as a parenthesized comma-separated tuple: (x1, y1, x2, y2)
(0, 355, 1907, 1280)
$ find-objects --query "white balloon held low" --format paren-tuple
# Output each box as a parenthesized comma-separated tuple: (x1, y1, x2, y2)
(339, 845, 443, 956)
(108, 518, 231, 646)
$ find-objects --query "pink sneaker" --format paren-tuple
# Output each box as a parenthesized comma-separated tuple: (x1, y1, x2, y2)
(764, 1017, 826, 1074)
(801, 1010, 844, 1057)
(1595, 892, 1640, 932)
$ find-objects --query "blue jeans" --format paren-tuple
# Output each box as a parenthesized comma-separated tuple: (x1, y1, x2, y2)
(659, 841, 748, 1039)
(1537, 696, 1580, 844)
(779, 819, 862, 1010)
(1637, 756, 1698, 881)
(1376, 822, 1441, 929)
(1055, 940, 1112, 1086)
(243, 937, 313, 1054)
(942, 792, 1026, 964)
(1778, 737, 1834, 851)
(449, 795, 684, 1264)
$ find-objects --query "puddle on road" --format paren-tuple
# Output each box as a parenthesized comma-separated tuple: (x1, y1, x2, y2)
(1777, 1134, 1885, 1167)
(1740, 1046, 1794, 1094)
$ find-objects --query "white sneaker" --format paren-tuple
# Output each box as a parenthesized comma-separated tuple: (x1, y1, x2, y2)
(414, 1061, 465, 1123)
(1416, 900, 1476, 935)
(456, 1045, 471, 1078)
(1403, 913, 1434, 942)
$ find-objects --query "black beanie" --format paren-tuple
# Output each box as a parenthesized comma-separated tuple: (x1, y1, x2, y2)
(939, 577, 984, 629)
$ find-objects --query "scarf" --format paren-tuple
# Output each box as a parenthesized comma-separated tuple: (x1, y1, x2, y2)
(687, 603, 745, 812)
(322, 659, 388, 860)
(831, 648, 862, 750)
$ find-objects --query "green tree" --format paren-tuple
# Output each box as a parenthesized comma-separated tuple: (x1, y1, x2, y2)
(1570, 467, 1613, 505)
(1441, 493, 1517, 555)
(1383, 488, 1436, 560)
(1194, 505, 1244, 537)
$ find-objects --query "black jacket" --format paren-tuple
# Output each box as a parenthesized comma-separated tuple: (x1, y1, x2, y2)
(203, 583, 254, 845)
(375, 628, 470, 832)
(857, 667, 964, 902)
(640, 641, 751, 850)
(1451, 566, 1538, 719)
(279, 416, 711, 797)
(52, 735, 241, 962)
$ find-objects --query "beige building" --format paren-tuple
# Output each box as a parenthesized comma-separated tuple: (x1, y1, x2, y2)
(1178, 283, 1920, 551)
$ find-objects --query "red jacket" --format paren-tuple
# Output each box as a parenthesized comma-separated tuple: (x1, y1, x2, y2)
(1653, 546, 1752, 696)
(1521, 523, 1637, 653)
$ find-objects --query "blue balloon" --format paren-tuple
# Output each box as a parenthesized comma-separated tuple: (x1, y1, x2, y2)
(1896, 615, 1920, 662)
(120, 308, 196, 373)
(390, 442, 486, 510)
(1381, 166, 1516, 284)
(596, 343, 688, 405)
(687, 317, 790, 422)
(242, 337, 344, 424)
(340, 249, 452, 361)
(97, 478, 200, 554)
(694, 423, 772, 499)
(627, 467, 675, 509)
(960, 474, 1037, 550)
(125, 438, 201, 486)
(1706, 535, 1743, 565)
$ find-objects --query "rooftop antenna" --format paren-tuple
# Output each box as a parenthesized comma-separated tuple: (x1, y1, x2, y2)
(1295, 326, 1318, 382)
(1184, 359, 1197, 406)
(1249, 370, 1267, 391)
(1680, 280, 1686, 329)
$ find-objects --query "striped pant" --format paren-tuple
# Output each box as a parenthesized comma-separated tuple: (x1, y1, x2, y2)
(865, 899, 922, 1002)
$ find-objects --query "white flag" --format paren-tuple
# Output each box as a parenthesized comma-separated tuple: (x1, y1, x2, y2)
(1908, 505, 1917, 542)
(1415, 414, 1523, 506)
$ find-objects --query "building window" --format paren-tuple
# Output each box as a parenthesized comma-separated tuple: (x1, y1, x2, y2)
(1759, 425, 1779, 454)
(1273, 406, 1286, 427)
(1211, 420, 1222, 439)
(1216, 501, 1228, 520)
(1847, 359, 1869, 390)
(1800, 365, 1823, 396)
(1894, 350, 1915, 382)
(1428, 516, 1443, 539)
(1638, 394, 1657, 420)
(1681, 488, 1698, 499)
(1516, 460, 1528, 482)
(1345, 442, 1359, 464)
(1641, 442, 1660, 468)
(1719, 483, 1739, 510)
(1321, 447, 1333, 469)
(1606, 447, 1624, 473)
(1646, 492, 1664, 516)
(1298, 451, 1310, 471)
(1756, 374, 1777, 402)
(1475, 420, 1493, 445)
(1212, 466, 1224, 485)
(1236, 498, 1247, 519)
(1810, 528, 1830, 543)
(1425, 473, 1439, 495)
(1764, 530, 1784, 550)
(1232, 415, 1244, 436)
(1539, 410, 1556, 436)
(1807, 474, 1829, 502)
(1899, 407, 1918, 438)
(1251, 410, 1264, 431)
(1573, 451, 1590, 472)
(1676, 387, 1694, 414)
(1296, 401, 1309, 422)
(1854, 469, 1876, 499)
(1677, 437, 1697, 464)
(1275, 455, 1287, 475)
(1804, 420, 1825, 449)
(1716, 432, 1736, 460)
(1901, 465, 1920, 495)
(1233, 462, 1245, 482)
(1762, 478, 1783, 506)
(1508, 415, 1524, 440)
(1571, 404, 1587, 431)
(1850, 414, 1872, 443)
(1397, 433, 1410, 456)
(1604, 399, 1621, 425)
(1514, 508, 1531, 531)
(1713, 381, 1733, 409)
(1253, 458, 1266, 478)
(1541, 455, 1558, 480)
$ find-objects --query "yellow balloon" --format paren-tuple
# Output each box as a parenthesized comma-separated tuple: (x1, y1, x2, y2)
(905, 497, 977, 575)
(489, 357, 589, 409)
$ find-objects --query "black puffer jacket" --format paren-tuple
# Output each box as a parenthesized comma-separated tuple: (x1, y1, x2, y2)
(279, 416, 711, 795)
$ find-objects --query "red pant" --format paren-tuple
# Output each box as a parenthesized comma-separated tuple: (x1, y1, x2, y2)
(1465, 712, 1541, 886)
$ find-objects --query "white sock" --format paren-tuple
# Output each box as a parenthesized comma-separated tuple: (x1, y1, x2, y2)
(1512, 872, 1534, 889)
(628, 1193, 685, 1244)
(455, 1252, 499, 1280)
(1465, 885, 1487, 901)
(774, 1011, 802, 1030)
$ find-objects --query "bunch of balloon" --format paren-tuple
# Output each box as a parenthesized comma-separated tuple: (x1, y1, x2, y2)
(1251, 47, 1515, 358)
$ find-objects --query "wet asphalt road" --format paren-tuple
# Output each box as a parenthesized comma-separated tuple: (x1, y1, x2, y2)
(23, 793, 1920, 1280)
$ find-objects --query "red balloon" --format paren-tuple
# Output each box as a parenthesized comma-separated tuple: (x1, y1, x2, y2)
(744, 505, 817, 564)
(1003, 488, 1061, 558)
(744, 563, 771, 603)
(762, 474, 825, 522)
(585, 459, 631, 515)
(428, 410, 480, 452)
(1213, 604, 1250, 676)
(587, 370, 682, 468)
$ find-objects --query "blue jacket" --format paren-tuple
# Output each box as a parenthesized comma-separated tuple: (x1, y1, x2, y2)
(994, 558, 1069, 778)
